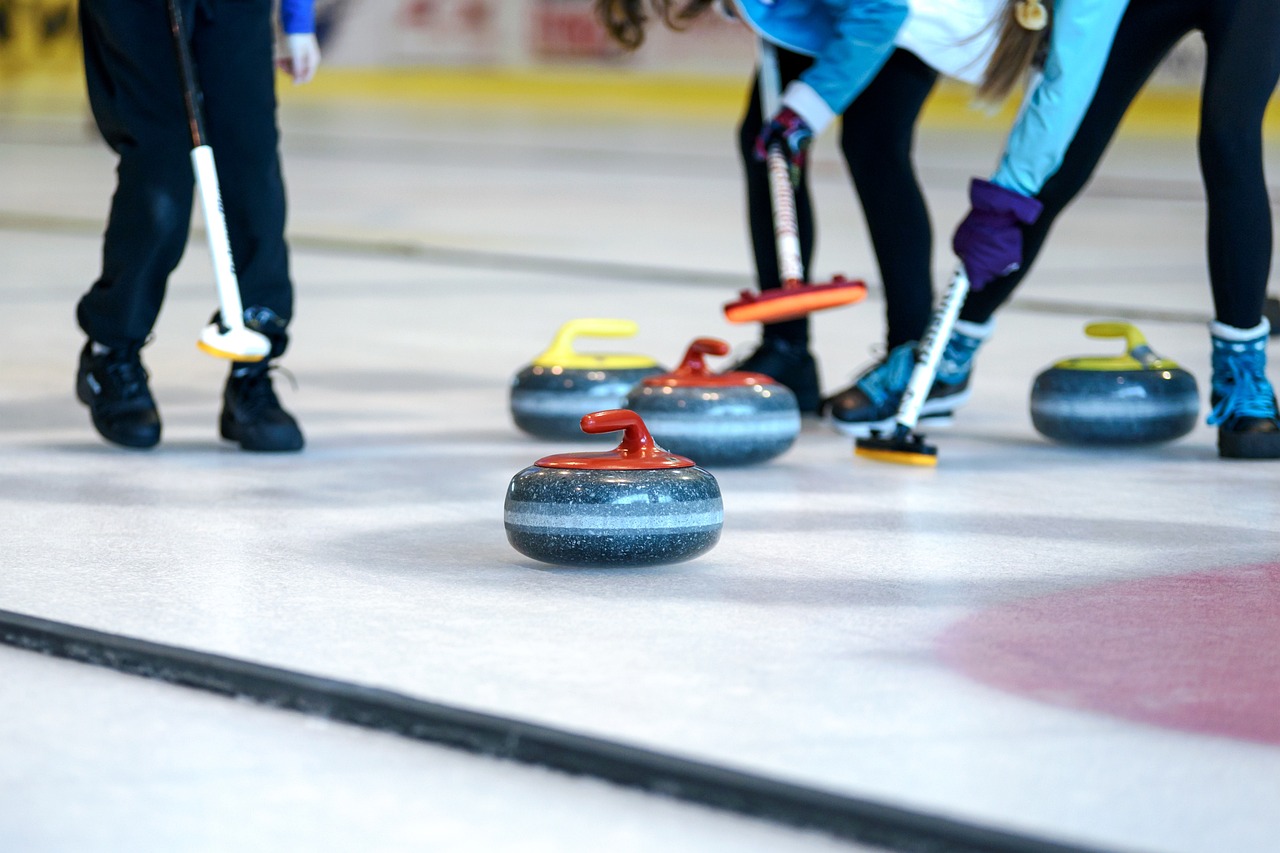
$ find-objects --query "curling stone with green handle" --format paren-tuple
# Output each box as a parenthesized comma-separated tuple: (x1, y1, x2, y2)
(1030, 322, 1199, 445)
(626, 337, 800, 466)
(510, 318, 664, 440)
(504, 409, 723, 567)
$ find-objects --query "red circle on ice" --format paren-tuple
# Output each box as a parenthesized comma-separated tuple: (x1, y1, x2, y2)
(938, 563, 1280, 745)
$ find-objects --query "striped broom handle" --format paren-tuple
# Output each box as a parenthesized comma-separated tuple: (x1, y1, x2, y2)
(758, 40, 804, 287)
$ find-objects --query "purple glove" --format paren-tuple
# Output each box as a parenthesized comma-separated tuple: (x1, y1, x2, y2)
(754, 107, 813, 185)
(952, 178, 1044, 290)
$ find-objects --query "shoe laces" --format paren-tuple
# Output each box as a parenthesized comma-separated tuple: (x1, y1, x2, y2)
(102, 344, 149, 398)
(1208, 339, 1278, 425)
(857, 342, 916, 405)
(231, 365, 294, 415)
(938, 330, 981, 382)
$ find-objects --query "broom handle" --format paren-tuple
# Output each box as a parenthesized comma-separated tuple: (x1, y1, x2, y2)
(167, 0, 248, 334)
(895, 267, 970, 431)
(758, 40, 804, 287)
(168, 0, 205, 148)
(190, 147, 248, 332)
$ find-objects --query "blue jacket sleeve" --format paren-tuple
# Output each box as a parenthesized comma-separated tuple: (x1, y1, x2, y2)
(280, 0, 315, 35)
(990, 0, 1129, 196)
(784, 0, 909, 133)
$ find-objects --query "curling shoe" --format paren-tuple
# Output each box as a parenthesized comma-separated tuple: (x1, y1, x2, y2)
(1208, 319, 1280, 459)
(728, 336, 822, 414)
(826, 318, 992, 437)
(220, 362, 304, 452)
(76, 340, 161, 449)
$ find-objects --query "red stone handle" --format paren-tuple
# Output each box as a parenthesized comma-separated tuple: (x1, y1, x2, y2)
(672, 337, 729, 378)
(579, 409, 659, 458)
(535, 409, 693, 469)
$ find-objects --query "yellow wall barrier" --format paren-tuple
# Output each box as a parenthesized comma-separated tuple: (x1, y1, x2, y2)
(284, 68, 1276, 138)
(0, 0, 80, 78)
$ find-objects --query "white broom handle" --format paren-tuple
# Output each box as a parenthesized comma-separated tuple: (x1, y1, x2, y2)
(896, 268, 970, 430)
(758, 40, 804, 286)
(190, 145, 247, 332)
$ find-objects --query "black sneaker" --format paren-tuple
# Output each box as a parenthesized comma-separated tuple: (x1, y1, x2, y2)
(728, 337, 822, 414)
(220, 364, 304, 452)
(75, 341, 161, 449)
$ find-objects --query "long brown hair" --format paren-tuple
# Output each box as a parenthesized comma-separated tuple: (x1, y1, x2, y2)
(595, 0, 718, 50)
(977, 0, 1054, 103)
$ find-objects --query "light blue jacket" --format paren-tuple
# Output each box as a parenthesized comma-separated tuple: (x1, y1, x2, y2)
(732, 0, 910, 135)
(281, 0, 314, 34)
(991, 0, 1130, 196)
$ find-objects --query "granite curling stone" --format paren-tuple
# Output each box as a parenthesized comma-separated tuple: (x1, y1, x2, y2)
(1030, 321, 1199, 445)
(510, 318, 664, 440)
(504, 409, 723, 567)
(625, 337, 800, 466)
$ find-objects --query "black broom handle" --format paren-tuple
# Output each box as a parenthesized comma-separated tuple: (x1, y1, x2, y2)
(166, 0, 207, 148)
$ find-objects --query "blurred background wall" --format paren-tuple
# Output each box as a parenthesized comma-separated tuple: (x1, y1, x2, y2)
(0, 0, 1216, 116)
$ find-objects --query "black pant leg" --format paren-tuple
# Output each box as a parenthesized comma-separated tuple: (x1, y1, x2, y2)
(840, 49, 937, 348)
(1197, 0, 1280, 329)
(738, 49, 816, 344)
(77, 0, 200, 348)
(195, 0, 293, 341)
(960, 0, 1196, 323)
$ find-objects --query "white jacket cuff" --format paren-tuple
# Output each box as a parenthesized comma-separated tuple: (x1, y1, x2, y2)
(781, 81, 836, 136)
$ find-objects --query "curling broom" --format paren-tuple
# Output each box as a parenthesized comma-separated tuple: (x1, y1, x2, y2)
(724, 40, 867, 325)
(168, 0, 272, 362)
(854, 267, 971, 466)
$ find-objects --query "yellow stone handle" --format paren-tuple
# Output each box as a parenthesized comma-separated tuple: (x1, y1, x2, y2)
(1064, 321, 1168, 370)
(1084, 321, 1148, 352)
(532, 318, 658, 369)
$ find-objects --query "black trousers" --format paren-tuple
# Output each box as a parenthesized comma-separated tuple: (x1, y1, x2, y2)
(738, 49, 939, 349)
(962, 0, 1280, 330)
(77, 0, 292, 352)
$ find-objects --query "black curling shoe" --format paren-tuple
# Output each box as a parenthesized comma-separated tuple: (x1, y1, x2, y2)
(728, 337, 822, 414)
(1217, 411, 1280, 459)
(220, 364, 304, 452)
(76, 341, 161, 449)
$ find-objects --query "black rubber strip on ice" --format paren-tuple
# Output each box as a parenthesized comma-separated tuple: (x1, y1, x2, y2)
(0, 608, 1105, 853)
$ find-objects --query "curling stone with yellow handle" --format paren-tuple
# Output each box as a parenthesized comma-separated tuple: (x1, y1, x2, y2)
(510, 318, 664, 440)
(1030, 322, 1199, 445)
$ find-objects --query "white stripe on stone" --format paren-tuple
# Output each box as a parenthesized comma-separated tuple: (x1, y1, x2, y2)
(1032, 398, 1196, 418)
(642, 414, 800, 439)
(505, 504, 723, 531)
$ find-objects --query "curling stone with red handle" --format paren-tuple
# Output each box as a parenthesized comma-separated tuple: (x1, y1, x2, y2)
(510, 318, 664, 440)
(504, 409, 723, 567)
(625, 337, 800, 466)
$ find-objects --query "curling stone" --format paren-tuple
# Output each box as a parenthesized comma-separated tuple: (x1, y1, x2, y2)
(510, 318, 664, 440)
(1030, 321, 1199, 445)
(504, 409, 723, 567)
(625, 337, 800, 466)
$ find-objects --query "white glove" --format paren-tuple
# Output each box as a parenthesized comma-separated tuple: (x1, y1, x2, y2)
(276, 33, 321, 85)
